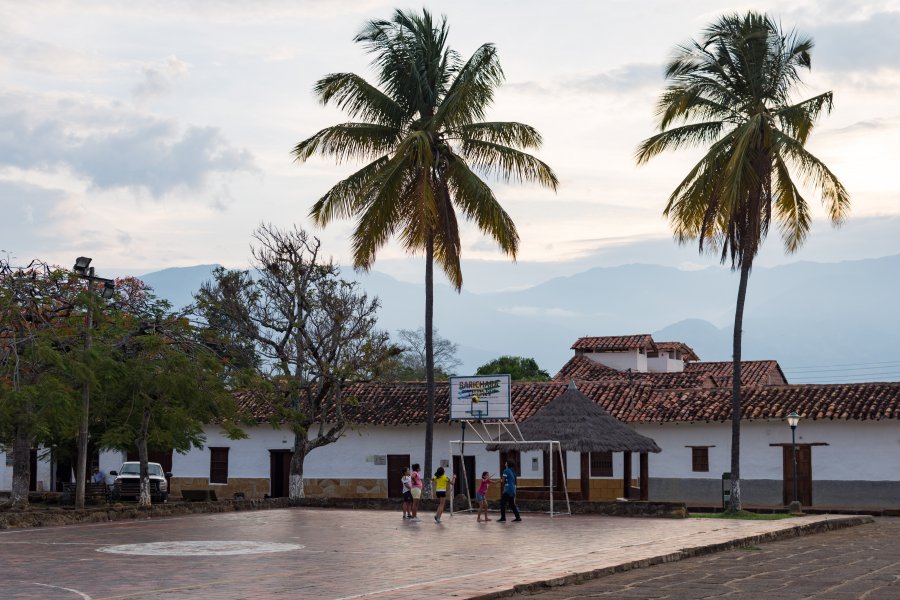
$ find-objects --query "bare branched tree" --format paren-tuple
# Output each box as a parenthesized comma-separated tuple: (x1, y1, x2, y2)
(194, 224, 395, 499)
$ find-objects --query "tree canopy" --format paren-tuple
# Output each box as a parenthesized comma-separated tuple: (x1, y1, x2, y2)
(476, 356, 549, 381)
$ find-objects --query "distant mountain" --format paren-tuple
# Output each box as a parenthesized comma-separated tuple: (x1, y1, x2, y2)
(133, 255, 900, 384)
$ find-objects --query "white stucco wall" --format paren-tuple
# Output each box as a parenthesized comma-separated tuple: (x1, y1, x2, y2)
(634, 419, 900, 482)
(584, 350, 647, 372)
(647, 356, 684, 373)
(0, 449, 53, 492)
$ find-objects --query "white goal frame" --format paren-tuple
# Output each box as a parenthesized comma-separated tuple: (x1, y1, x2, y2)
(447, 420, 571, 517)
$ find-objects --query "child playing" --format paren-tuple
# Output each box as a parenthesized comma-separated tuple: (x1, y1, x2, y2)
(476, 471, 493, 522)
(432, 466, 455, 523)
(410, 463, 423, 521)
(401, 467, 412, 519)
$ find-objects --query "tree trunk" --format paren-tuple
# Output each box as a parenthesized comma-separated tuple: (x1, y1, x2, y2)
(138, 408, 152, 508)
(10, 425, 31, 506)
(423, 234, 435, 496)
(75, 295, 93, 510)
(289, 436, 306, 500)
(728, 259, 752, 512)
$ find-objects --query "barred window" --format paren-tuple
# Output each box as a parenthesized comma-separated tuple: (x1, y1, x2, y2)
(691, 447, 709, 472)
(590, 451, 613, 477)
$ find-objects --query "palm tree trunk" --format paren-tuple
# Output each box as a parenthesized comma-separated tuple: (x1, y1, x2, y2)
(423, 233, 435, 495)
(728, 259, 751, 512)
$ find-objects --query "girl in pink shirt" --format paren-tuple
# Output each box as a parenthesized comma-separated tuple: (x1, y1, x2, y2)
(476, 471, 493, 522)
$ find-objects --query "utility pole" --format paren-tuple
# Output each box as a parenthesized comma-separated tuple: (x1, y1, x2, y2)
(73, 257, 115, 509)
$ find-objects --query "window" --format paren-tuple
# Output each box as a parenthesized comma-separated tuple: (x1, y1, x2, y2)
(590, 451, 613, 477)
(691, 447, 709, 472)
(209, 447, 229, 484)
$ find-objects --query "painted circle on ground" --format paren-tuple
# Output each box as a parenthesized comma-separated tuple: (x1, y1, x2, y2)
(98, 541, 304, 556)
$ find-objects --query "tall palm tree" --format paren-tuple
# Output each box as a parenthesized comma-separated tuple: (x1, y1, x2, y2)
(636, 12, 849, 511)
(293, 9, 557, 487)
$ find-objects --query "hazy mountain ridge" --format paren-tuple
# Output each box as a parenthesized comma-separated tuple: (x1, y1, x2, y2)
(136, 255, 900, 384)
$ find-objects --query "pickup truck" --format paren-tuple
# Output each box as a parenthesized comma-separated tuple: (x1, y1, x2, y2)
(109, 461, 170, 503)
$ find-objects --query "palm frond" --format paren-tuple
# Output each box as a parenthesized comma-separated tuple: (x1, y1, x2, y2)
(774, 92, 833, 144)
(350, 157, 416, 269)
(773, 131, 850, 224)
(308, 156, 390, 226)
(771, 154, 810, 252)
(433, 43, 503, 130)
(313, 73, 405, 126)
(636, 121, 725, 164)
(450, 122, 543, 149)
(292, 123, 400, 164)
(446, 154, 519, 257)
(459, 139, 558, 190)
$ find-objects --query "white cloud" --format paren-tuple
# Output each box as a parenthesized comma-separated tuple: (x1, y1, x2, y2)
(132, 56, 190, 101)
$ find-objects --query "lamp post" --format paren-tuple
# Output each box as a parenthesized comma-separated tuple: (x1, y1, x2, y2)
(786, 411, 801, 514)
(72, 257, 115, 509)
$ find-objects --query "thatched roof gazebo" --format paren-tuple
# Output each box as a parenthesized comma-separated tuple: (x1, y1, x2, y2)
(490, 382, 661, 501)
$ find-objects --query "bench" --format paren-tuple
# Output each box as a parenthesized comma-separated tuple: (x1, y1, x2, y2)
(180, 489, 218, 502)
(61, 482, 110, 504)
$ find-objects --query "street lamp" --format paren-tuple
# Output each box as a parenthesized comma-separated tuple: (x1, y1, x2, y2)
(72, 257, 115, 510)
(786, 411, 801, 514)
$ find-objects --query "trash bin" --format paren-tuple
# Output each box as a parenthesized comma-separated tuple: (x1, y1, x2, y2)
(721, 472, 731, 510)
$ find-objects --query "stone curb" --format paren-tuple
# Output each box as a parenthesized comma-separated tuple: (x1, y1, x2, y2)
(467, 515, 875, 600)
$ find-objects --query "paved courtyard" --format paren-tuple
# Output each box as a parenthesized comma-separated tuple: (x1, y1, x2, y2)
(513, 517, 900, 599)
(0, 507, 870, 599)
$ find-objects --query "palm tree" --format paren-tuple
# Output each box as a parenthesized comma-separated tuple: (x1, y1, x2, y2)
(293, 9, 557, 488)
(636, 12, 849, 511)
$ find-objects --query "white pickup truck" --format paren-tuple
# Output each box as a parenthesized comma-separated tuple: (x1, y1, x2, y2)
(109, 461, 170, 503)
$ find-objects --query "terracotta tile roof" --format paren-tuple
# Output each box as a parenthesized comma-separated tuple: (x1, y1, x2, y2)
(235, 379, 900, 426)
(571, 334, 656, 353)
(552, 356, 627, 382)
(685, 360, 788, 386)
(655, 341, 700, 362)
(645, 383, 900, 423)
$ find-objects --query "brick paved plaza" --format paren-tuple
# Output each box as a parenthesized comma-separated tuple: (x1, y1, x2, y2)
(0, 507, 874, 599)
(514, 517, 900, 600)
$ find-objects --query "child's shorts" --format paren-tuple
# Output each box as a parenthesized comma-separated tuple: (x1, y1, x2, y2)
(403, 490, 413, 501)
(411, 488, 422, 499)
(475, 493, 486, 502)
(436, 491, 446, 498)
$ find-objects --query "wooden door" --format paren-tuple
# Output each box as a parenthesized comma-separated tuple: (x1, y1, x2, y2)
(269, 450, 292, 498)
(29, 449, 37, 492)
(782, 445, 812, 506)
(499, 450, 521, 476)
(543, 450, 567, 491)
(452, 455, 476, 497)
(386, 454, 410, 498)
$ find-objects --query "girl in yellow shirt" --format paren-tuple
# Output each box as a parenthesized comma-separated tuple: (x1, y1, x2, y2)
(432, 467, 455, 523)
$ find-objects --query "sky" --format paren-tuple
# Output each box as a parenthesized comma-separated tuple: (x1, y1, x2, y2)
(2, 0, 900, 292)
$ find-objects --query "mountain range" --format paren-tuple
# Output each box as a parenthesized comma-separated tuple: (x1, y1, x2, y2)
(139, 254, 900, 385)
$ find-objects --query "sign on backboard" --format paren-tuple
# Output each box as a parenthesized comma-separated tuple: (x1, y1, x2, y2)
(449, 375, 511, 421)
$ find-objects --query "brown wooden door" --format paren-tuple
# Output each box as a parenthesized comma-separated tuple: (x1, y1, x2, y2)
(543, 450, 567, 491)
(269, 450, 292, 498)
(29, 449, 38, 491)
(580, 453, 590, 500)
(783, 445, 812, 506)
(386, 455, 410, 498)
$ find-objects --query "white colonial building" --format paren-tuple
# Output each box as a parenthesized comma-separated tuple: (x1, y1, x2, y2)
(5, 334, 899, 509)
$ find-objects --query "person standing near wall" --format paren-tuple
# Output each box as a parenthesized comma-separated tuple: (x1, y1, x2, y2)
(498, 461, 521, 522)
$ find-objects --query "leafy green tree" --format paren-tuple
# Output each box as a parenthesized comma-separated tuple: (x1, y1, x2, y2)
(294, 9, 557, 486)
(0, 259, 81, 506)
(636, 12, 849, 510)
(194, 224, 395, 499)
(94, 277, 244, 507)
(476, 356, 549, 381)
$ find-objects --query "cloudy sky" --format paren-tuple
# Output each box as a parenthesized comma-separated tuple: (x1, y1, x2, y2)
(3, 0, 899, 291)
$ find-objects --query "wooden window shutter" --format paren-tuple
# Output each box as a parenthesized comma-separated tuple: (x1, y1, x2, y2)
(209, 447, 229, 484)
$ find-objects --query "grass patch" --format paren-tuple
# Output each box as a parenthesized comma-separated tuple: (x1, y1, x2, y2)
(689, 510, 795, 520)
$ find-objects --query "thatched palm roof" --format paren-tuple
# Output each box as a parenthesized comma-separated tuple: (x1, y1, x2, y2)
(489, 382, 661, 453)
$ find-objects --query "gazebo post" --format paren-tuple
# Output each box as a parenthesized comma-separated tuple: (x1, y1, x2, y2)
(639, 452, 649, 501)
(622, 452, 632, 500)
